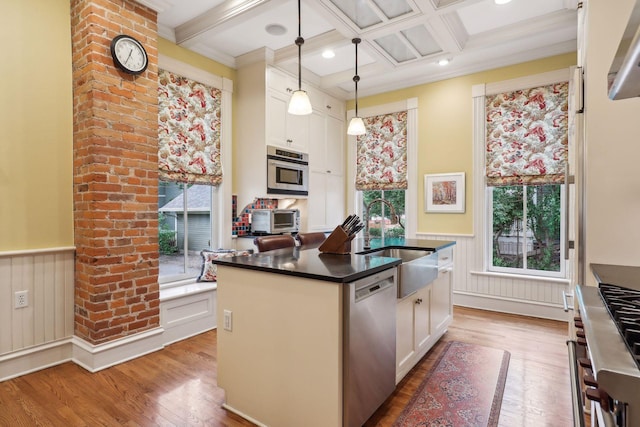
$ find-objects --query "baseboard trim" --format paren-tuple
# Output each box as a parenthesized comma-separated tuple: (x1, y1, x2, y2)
(221, 403, 268, 427)
(1, 285, 219, 382)
(72, 327, 165, 373)
(0, 339, 73, 382)
(454, 291, 569, 321)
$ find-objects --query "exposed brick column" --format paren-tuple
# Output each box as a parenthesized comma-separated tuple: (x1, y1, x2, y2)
(70, 0, 159, 344)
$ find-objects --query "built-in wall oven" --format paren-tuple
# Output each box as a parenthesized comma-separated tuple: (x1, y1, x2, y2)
(266, 145, 308, 196)
(568, 264, 640, 427)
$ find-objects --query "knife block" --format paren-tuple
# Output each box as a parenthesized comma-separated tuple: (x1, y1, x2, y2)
(318, 226, 355, 255)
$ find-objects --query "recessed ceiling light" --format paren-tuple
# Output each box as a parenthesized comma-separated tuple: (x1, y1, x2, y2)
(322, 49, 335, 59)
(438, 58, 449, 66)
(265, 24, 287, 36)
(494, 0, 512, 4)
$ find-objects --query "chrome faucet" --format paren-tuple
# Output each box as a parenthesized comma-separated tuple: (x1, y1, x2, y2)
(363, 198, 399, 249)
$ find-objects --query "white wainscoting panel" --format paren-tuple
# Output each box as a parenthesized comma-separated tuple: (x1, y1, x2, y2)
(417, 234, 570, 321)
(0, 248, 75, 380)
(0, 248, 75, 355)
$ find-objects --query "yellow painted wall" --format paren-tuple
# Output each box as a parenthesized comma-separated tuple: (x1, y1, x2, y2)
(158, 38, 236, 82)
(349, 52, 577, 235)
(0, 0, 74, 251)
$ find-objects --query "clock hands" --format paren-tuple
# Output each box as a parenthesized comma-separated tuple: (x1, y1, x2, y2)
(124, 48, 133, 66)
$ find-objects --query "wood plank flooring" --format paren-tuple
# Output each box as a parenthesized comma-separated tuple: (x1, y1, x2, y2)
(0, 306, 576, 426)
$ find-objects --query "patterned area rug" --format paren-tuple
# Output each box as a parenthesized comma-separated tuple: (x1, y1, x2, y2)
(394, 341, 510, 427)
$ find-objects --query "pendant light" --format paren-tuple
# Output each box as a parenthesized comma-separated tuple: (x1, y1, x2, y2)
(288, 0, 312, 115)
(347, 38, 366, 136)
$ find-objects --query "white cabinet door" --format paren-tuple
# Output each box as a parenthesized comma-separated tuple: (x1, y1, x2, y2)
(325, 173, 344, 229)
(396, 285, 432, 382)
(325, 115, 344, 175)
(308, 170, 327, 231)
(396, 294, 415, 376)
(266, 90, 309, 153)
(431, 268, 453, 334)
(307, 108, 345, 231)
(308, 111, 326, 172)
(414, 286, 432, 352)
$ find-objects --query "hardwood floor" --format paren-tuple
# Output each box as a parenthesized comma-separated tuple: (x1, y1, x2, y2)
(366, 306, 574, 427)
(0, 306, 575, 426)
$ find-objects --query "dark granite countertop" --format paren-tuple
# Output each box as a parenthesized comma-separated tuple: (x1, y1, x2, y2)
(213, 237, 455, 283)
(591, 264, 640, 292)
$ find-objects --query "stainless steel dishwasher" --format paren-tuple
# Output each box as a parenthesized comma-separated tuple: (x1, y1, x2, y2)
(343, 267, 397, 427)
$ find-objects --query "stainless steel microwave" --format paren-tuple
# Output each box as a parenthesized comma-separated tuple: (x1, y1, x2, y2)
(266, 145, 309, 196)
(251, 209, 300, 234)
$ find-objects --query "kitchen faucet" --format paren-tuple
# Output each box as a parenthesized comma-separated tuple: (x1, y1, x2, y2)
(363, 198, 399, 249)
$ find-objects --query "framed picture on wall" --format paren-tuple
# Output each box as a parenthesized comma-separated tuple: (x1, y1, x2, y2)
(424, 172, 465, 213)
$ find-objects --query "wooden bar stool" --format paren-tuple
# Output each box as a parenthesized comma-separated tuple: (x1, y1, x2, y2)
(253, 235, 296, 252)
(295, 232, 327, 247)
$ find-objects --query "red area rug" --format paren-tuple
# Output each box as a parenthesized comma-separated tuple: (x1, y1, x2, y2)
(394, 341, 510, 427)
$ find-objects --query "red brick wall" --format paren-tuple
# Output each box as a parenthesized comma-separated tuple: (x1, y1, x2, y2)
(70, 0, 160, 344)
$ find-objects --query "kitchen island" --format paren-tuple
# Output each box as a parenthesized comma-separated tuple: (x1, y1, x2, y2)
(213, 237, 455, 427)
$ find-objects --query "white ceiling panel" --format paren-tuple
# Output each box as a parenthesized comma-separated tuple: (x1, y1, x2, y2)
(457, 0, 568, 35)
(151, 0, 578, 99)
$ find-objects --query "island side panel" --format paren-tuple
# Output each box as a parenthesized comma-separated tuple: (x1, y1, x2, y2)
(216, 266, 343, 427)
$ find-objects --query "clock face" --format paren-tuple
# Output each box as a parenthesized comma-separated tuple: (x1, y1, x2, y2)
(110, 35, 148, 75)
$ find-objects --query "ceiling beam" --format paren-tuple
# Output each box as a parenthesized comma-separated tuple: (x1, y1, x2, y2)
(174, 0, 289, 45)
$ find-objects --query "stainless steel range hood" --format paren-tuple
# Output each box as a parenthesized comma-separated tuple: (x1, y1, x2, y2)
(608, 0, 640, 100)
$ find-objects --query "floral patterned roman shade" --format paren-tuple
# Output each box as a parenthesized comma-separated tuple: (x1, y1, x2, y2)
(355, 111, 408, 191)
(485, 82, 568, 187)
(158, 69, 222, 185)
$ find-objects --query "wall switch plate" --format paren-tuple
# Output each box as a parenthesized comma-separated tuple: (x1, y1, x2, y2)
(15, 290, 28, 308)
(223, 309, 233, 331)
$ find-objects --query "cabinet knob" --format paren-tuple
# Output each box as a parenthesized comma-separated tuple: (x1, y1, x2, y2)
(286, 88, 293, 93)
(326, 170, 331, 173)
(415, 298, 422, 305)
(326, 105, 332, 109)
(286, 139, 293, 143)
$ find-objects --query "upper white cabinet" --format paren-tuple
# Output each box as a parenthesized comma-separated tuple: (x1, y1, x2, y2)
(267, 68, 309, 152)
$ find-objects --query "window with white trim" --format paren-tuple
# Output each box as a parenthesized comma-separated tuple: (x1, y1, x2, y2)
(156, 62, 231, 287)
(348, 99, 418, 238)
(475, 75, 570, 278)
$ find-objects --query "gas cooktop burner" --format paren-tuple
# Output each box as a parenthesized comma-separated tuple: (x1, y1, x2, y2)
(600, 284, 640, 369)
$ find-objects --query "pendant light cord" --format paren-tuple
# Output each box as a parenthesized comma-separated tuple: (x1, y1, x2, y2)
(352, 38, 361, 117)
(295, 0, 304, 91)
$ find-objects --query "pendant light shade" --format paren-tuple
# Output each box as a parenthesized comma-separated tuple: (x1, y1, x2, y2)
(288, 90, 312, 115)
(347, 117, 366, 135)
(288, 0, 312, 115)
(347, 38, 366, 136)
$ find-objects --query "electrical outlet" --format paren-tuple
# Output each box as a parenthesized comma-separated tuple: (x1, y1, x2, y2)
(223, 309, 232, 331)
(15, 290, 29, 308)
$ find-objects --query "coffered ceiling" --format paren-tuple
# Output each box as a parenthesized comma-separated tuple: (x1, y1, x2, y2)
(139, 0, 579, 99)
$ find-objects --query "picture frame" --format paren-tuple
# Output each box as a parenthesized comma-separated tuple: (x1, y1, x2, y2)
(424, 172, 465, 213)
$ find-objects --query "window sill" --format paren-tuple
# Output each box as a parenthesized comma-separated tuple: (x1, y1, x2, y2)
(470, 270, 570, 285)
(160, 280, 217, 302)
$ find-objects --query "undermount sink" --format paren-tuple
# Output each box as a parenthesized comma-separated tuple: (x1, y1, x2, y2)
(358, 248, 438, 299)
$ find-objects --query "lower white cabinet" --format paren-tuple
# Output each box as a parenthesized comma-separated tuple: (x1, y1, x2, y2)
(395, 251, 453, 383)
(396, 285, 431, 381)
(431, 266, 453, 333)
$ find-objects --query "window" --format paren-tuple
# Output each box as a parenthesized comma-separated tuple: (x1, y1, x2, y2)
(158, 182, 218, 283)
(361, 190, 406, 239)
(156, 58, 232, 288)
(488, 184, 563, 276)
(474, 71, 571, 279)
(347, 98, 418, 237)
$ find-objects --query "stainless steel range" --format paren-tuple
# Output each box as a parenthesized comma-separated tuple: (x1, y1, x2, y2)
(569, 264, 640, 427)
